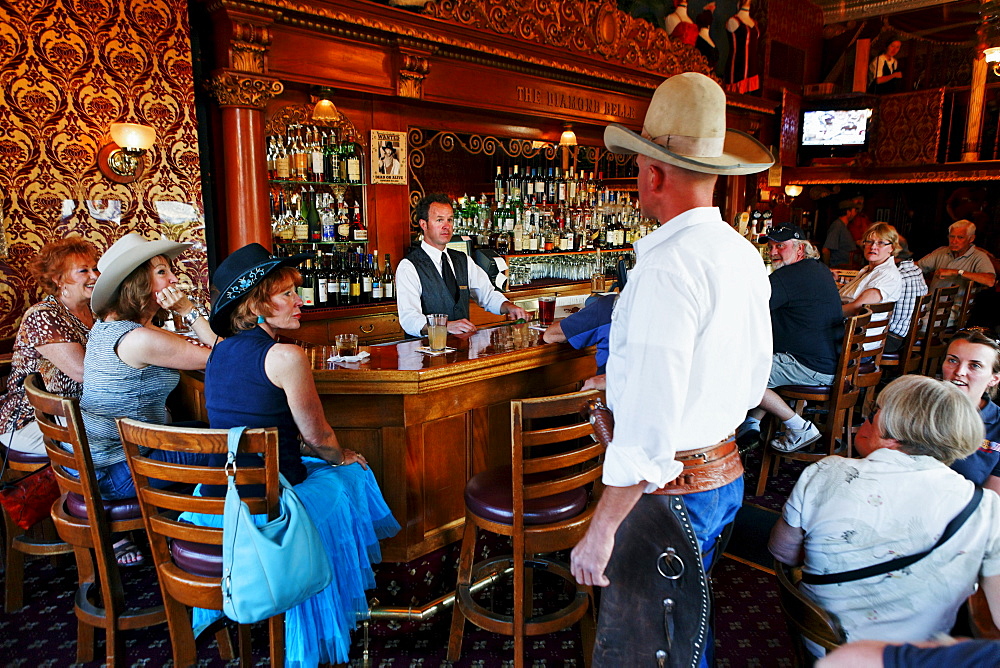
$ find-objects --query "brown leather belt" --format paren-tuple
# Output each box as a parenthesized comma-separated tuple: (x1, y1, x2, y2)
(649, 436, 742, 496)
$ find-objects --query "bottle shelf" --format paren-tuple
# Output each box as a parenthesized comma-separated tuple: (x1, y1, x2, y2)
(269, 179, 367, 187)
(501, 248, 633, 259)
(275, 240, 369, 245)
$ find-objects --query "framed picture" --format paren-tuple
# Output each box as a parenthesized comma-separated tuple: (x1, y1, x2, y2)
(371, 130, 406, 185)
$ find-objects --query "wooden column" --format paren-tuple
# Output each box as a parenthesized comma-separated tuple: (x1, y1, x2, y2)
(963, 55, 988, 162)
(207, 72, 283, 255)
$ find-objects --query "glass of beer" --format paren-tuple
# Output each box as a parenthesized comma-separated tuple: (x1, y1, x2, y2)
(538, 295, 557, 326)
(426, 314, 449, 351)
(335, 333, 359, 357)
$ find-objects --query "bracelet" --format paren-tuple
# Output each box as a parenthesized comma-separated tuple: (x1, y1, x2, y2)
(182, 304, 208, 327)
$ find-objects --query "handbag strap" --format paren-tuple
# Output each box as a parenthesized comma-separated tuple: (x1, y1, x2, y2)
(225, 426, 248, 482)
(801, 486, 984, 585)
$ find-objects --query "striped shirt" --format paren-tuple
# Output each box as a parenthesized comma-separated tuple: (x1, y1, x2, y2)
(80, 320, 178, 468)
(889, 259, 928, 338)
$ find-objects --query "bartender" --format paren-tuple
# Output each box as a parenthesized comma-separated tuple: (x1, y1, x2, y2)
(396, 193, 527, 337)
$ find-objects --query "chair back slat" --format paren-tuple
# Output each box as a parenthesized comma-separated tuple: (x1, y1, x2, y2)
(956, 283, 981, 330)
(511, 390, 605, 530)
(857, 302, 894, 368)
(117, 418, 280, 614)
(893, 292, 932, 375)
(921, 285, 960, 376)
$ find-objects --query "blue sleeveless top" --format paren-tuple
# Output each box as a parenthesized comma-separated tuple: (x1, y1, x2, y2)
(205, 326, 306, 484)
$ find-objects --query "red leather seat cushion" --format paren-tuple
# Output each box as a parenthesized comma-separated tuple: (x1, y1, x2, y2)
(465, 467, 587, 526)
(881, 353, 900, 363)
(65, 492, 141, 521)
(171, 538, 222, 577)
(780, 384, 832, 395)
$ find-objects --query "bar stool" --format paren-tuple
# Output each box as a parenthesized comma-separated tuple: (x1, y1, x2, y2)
(2, 440, 73, 612)
(118, 418, 284, 668)
(920, 286, 960, 377)
(756, 312, 870, 496)
(448, 389, 604, 668)
(881, 292, 933, 381)
(854, 302, 894, 420)
(24, 373, 169, 666)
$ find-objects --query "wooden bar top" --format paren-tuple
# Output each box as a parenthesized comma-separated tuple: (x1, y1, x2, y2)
(301, 321, 578, 394)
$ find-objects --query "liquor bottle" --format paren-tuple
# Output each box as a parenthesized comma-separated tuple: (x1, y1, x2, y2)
(534, 168, 545, 204)
(298, 258, 316, 307)
(291, 127, 308, 181)
(508, 165, 521, 203)
(304, 188, 320, 242)
(336, 196, 352, 242)
(545, 167, 556, 205)
(338, 254, 350, 305)
(351, 204, 367, 242)
(566, 166, 577, 204)
(371, 251, 383, 302)
(524, 167, 535, 200)
(382, 254, 395, 300)
(291, 193, 309, 241)
(324, 129, 340, 182)
(316, 253, 328, 307)
(344, 132, 362, 184)
(495, 165, 504, 199)
(556, 167, 567, 204)
(266, 136, 277, 180)
(275, 135, 290, 180)
(360, 253, 373, 304)
(319, 193, 337, 242)
(310, 127, 324, 182)
(349, 254, 362, 305)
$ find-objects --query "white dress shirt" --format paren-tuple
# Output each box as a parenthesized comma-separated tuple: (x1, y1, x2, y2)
(396, 240, 510, 337)
(603, 207, 773, 490)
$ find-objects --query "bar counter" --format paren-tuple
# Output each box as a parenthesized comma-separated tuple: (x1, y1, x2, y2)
(178, 322, 596, 562)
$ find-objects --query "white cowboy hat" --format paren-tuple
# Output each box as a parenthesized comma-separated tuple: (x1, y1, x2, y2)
(91, 233, 191, 313)
(604, 72, 773, 176)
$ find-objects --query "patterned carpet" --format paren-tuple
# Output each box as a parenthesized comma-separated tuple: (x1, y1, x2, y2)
(0, 448, 808, 666)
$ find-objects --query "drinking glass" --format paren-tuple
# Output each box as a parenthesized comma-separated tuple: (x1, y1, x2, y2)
(426, 313, 449, 351)
(538, 296, 556, 326)
(335, 333, 359, 357)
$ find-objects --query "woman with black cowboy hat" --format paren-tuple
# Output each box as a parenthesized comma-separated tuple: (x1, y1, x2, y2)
(184, 243, 398, 665)
(79, 233, 218, 565)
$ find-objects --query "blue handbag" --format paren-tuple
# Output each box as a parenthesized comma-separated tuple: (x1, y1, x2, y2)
(221, 427, 333, 624)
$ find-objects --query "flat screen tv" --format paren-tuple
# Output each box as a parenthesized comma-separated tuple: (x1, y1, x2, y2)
(801, 109, 873, 146)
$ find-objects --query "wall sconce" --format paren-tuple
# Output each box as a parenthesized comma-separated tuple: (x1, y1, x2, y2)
(98, 122, 156, 183)
(985, 46, 1000, 75)
(784, 184, 803, 198)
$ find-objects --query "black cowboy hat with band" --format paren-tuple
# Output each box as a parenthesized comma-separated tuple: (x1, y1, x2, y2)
(210, 243, 312, 337)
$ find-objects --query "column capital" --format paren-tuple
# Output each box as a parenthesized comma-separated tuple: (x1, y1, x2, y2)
(207, 70, 283, 109)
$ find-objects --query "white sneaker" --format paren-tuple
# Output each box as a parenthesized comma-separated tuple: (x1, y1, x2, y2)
(770, 422, 821, 453)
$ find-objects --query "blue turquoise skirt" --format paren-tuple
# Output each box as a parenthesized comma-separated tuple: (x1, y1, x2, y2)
(180, 458, 400, 667)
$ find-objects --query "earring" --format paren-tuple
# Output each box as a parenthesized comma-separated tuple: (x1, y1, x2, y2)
(257, 315, 266, 324)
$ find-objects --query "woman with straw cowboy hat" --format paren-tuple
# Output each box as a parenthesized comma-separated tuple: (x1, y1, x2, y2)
(79, 233, 218, 566)
(177, 242, 397, 666)
(569, 72, 773, 668)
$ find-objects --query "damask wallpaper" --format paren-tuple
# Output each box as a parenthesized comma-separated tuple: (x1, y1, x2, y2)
(0, 0, 205, 340)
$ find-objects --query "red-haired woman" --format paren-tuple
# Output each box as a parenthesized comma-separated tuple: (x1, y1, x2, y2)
(0, 238, 99, 453)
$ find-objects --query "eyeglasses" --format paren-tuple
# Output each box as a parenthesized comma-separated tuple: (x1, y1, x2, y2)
(862, 240, 892, 248)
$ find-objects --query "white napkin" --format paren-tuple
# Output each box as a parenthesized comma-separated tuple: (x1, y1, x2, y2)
(327, 350, 371, 363)
(415, 346, 456, 356)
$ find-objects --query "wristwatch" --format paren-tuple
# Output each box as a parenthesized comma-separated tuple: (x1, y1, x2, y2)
(958, 269, 965, 278)
(182, 304, 208, 327)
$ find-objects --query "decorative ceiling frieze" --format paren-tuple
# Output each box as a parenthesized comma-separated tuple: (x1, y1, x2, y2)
(812, 0, 962, 25)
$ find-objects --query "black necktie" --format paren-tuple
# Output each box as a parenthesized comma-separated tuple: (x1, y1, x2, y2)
(441, 254, 460, 301)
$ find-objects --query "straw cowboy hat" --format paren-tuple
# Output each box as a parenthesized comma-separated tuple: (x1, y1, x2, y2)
(604, 72, 773, 175)
(91, 233, 191, 313)
(209, 243, 311, 337)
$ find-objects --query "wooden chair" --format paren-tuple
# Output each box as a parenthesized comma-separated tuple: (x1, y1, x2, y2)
(756, 312, 870, 496)
(920, 285, 960, 377)
(854, 302, 894, 420)
(774, 561, 846, 665)
(24, 373, 169, 666)
(880, 292, 933, 380)
(448, 390, 604, 668)
(117, 418, 284, 668)
(968, 587, 1000, 639)
(956, 283, 981, 330)
(2, 386, 73, 612)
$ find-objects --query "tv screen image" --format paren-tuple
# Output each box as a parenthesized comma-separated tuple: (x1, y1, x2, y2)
(802, 109, 873, 146)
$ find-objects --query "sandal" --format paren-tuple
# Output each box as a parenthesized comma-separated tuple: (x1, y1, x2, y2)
(113, 537, 146, 568)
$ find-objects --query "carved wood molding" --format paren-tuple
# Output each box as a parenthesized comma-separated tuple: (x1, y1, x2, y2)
(207, 71, 285, 108)
(231, 19, 273, 73)
(264, 103, 360, 141)
(397, 44, 432, 100)
(243, 0, 709, 91)
(423, 0, 712, 80)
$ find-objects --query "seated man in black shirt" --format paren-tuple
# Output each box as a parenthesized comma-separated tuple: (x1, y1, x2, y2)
(737, 225, 845, 453)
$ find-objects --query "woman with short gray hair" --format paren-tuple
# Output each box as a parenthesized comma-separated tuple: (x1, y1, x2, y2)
(769, 375, 1000, 653)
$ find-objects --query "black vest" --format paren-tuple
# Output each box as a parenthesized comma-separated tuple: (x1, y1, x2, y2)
(405, 246, 471, 321)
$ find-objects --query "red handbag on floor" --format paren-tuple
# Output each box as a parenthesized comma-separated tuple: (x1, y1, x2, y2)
(0, 464, 60, 530)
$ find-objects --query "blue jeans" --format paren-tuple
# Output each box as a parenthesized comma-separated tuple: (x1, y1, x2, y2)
(89, 449, 214, 500)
